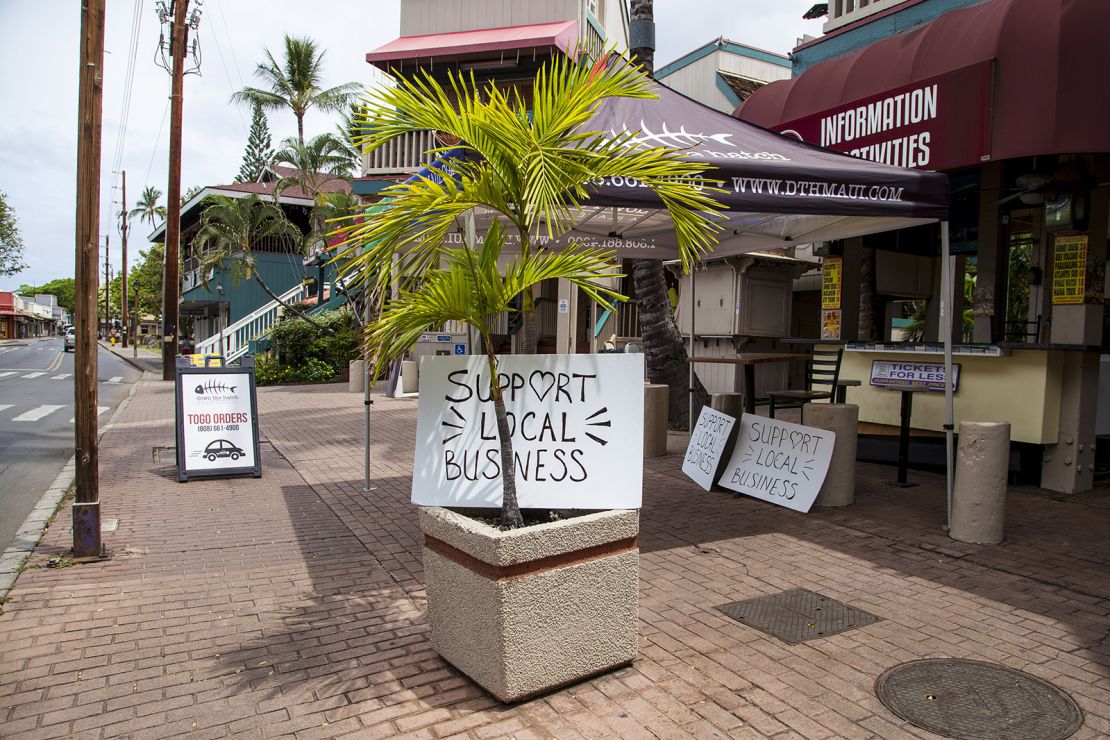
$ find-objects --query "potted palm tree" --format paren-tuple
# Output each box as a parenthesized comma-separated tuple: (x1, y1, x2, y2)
(341, 54, 720, 702)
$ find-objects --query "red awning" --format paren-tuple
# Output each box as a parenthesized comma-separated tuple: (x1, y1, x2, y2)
(737, 0, 1110, 169)
(366, 21, 579, 71)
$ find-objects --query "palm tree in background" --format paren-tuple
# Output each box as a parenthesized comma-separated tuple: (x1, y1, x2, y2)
(130, 186, 167, 228)
(231, 35, 362, 143)
(194, 194, 326, 329)
(271, 133, 356, 251)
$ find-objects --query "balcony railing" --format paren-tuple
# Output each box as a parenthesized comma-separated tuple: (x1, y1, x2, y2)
(362, 129, 437, 175)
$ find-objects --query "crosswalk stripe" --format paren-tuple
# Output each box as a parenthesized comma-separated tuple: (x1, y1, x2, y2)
(0, 371, 15, 379)
(108, 376, 123, 383)
(0, 404, 12, 414)
(52, 374, 71, 380)
(22, 372, 44, 379)
(69, 406, 108, 423)
(12, 404, 65, 422)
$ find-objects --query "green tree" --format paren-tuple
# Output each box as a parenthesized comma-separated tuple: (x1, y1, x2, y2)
(128, 243, 165, 321)
(194, 194, 325, 329)
(236, 101, 274, 183)
(129, 186, 166, 228)
(271, 133, 354, 246)
(17, 277, 75, 313)
(231, 35, 361, 143)
(342, 55, 720, 527)
(0, 191, 27, 277)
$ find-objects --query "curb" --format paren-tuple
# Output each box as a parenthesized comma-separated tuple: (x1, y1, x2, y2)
(0, 375, 146, 602)
(99, 341, 161, 376)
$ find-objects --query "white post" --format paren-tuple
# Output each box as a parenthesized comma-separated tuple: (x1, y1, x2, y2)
(941, 220, 954, 531)
(363, 281, 376, 493)
(688, 265, 697, 430)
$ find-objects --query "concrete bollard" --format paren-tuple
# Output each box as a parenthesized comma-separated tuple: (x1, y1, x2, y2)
(644, 384, 669, 458)
(349, 360, 365, 393)
(711, 392, 744, 420)
(951, 421, 1010, 544)
(401, 360, 419, 394)
(803, 403, 858, 507)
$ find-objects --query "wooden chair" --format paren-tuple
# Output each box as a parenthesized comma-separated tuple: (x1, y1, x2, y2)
(767, 348, 843, 419)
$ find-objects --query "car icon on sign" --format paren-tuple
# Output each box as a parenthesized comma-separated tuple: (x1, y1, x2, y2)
(204, 439, 244, 462)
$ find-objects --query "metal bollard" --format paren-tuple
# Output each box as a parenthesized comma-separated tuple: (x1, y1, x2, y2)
(644, 384, 669, 458)
(710, 392, 743, 420)
(804, 403, 858, 507)
(951, 421, 1010, 544)
(349, 360, 365, 393)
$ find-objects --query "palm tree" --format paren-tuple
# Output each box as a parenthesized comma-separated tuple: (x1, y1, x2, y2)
(130, 186, 167, 228)
(194, 194, 325, 329)
(271, 133, 354, 203)
(231, 35, 362, 143)
(339, 55, 721, 528)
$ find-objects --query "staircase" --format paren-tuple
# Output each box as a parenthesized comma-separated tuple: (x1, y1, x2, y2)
(195, 283, 314, 363)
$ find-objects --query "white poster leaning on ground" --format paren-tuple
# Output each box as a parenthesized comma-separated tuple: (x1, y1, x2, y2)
(717, 413, 835, 513)
(682, 406, 737, 491)
(412, 354, 644, 509)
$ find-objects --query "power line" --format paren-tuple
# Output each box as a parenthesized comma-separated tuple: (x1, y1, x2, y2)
(109, 0, 144, 178)
(144, 97, 170, 185)
(203, 0, 246, 134)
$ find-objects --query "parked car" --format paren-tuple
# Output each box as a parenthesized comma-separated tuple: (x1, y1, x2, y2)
(203, 439, 244, 462)
(63, 327, 76, 352)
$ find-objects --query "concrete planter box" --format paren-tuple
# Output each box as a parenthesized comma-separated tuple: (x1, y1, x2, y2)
(419, 506, 639, 702)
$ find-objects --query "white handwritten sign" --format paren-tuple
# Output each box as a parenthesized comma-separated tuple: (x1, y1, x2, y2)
(682, 407, 737, 491)
(717, 414, 835, 513)
(412, 354, 644, 509)
(870, 360, 960, 391)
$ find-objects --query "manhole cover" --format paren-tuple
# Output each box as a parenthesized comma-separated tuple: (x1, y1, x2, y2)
(716, 588, 878, 644)
(876, 658, 1083, 739)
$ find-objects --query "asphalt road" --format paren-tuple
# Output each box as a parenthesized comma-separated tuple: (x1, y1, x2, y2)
(0, 337, 142, 552)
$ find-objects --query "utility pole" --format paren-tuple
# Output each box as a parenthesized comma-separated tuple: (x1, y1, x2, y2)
(120, 170, 128, 348)
(73, 0, 105, 559)
(162, 0, 188, 378)
(103, 235, 110, 336)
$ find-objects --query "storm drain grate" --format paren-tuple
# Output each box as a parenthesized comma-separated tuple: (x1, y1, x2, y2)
(716, 588, 879, 644)
(876, 658, 1083, 739)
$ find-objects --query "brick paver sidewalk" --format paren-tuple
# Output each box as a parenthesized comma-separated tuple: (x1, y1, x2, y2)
(1, 379, 1109, 738)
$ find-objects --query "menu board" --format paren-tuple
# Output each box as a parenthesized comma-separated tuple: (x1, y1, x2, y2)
(175, 358, 261, 482)
(1052, 235, 1087, 305)
(821, 257, 842, 309)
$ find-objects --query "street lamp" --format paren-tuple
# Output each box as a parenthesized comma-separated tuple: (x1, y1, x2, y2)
(216, 283, 225, 358)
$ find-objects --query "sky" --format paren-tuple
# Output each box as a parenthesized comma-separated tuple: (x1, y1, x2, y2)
(0, 0, 824, 292)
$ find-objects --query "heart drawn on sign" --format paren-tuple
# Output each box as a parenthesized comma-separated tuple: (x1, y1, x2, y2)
(529, 371, 557, 402)
(790, 431, 803, 448)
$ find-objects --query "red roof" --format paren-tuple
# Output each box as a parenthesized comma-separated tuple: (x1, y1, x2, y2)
(737, 0, 1110, 167)
(366, 20, 579, 70)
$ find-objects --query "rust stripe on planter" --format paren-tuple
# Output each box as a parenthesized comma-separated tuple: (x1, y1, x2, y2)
(424, 535, 638, 581)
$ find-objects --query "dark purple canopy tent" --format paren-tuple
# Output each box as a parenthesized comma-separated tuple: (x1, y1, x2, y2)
(563, 78, 957, 524)
(376, 75, 960, 522)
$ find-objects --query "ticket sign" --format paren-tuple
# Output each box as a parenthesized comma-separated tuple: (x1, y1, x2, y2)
(412, 353, 644, 509)
(682, 407, 737, 491)
(1052, 234, 1087, 305)
(870, 359, 960, 392)
(175, 357, 261, 482)
(717, 414, 835, 513)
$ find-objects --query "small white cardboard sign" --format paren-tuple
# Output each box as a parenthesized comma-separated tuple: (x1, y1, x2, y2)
(717, 413, 835, 513)
(412, 354, 644, 509)
(682, 406, 737, 491)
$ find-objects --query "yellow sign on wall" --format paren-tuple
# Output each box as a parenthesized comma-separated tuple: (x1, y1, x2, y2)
(821, 257, 842, 309)
(1052, 235, 1087, 305)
